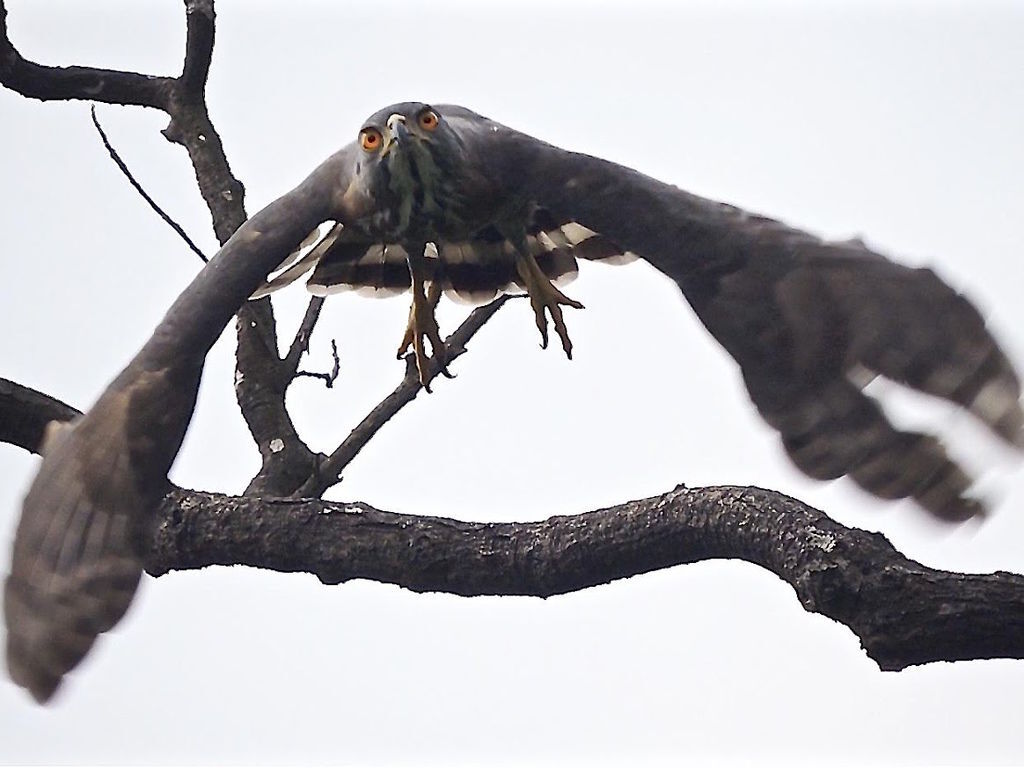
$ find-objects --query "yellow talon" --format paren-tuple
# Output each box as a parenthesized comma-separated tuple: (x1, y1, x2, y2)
(514, 254, 584, 358)
(397, 278, 447, 389)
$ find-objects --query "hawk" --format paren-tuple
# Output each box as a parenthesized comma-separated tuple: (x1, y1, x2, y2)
(258, 102, 1022, 518)
(5, 102, 1021, 703)
(254, 105, 635, 378)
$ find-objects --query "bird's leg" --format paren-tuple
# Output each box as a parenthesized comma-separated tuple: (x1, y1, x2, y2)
(396, 278, 442, 359)
(514, 252, 584, 359)
(395, 278, 440, 356)
(397, 246, 449, 389)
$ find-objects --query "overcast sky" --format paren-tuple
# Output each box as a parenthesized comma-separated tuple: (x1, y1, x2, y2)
(1, 1, 1023, 765)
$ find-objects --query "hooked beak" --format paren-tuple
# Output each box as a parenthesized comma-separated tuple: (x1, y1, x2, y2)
(382, 113, 408, 156)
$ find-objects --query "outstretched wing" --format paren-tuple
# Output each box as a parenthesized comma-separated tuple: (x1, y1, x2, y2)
(5, 376, 178, 702)
(449, 107, 1022, 519)
(5, 147, 357, 702)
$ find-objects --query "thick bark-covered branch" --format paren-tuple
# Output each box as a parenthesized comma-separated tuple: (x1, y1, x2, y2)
(146, 484, 1024, 672)
(4, 3, 1021, 703)
(3, 376, 1023, 670)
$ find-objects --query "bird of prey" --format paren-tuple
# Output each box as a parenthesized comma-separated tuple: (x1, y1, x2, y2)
(254, 105, 638, 384)
(257, 102, 1022, 517)
(5, 101, 1022, 703)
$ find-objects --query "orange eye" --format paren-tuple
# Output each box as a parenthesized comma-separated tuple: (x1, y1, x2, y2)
(360, 128, 383, 152)
(418, 110, 439, 131)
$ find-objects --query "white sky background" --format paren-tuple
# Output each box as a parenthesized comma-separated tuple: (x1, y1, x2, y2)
(1, 0, 1023, 764)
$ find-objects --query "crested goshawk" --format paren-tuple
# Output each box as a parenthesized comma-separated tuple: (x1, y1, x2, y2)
(259, 102, 1022, 517)
(5, 102, 1022, 704)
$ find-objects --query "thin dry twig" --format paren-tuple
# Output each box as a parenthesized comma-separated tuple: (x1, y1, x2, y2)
(295, 296, 511, 497)
(90, 106, 209, 263)
(296, 339, 340, 388)
(284, 296, 327, 372)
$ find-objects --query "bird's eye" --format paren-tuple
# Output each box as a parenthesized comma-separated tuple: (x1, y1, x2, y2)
(360, 128, 383, 152)
(418, 110, 439, 131)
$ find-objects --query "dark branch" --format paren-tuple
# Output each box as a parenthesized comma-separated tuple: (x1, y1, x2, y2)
(0, 3, 174, 108)
(146, 484, 1024, 672)
(295, 339, 340, 388)
(295, 296, 511, 497)
(180, 0, 215, 96)
(236, 302, 324, 497)
(3, 376, 1023, 671)
(0, 378, 80, 454)
(90, 106, 208, 263)
(146, 0, 317, 497)
(283, 297, 326, 373)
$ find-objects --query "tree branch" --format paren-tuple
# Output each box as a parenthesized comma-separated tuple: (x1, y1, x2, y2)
(295, 296, 511, 497)
(4, 2, 1020, 704)
(90, 106, 209, 263)
(0, 378, 80, 454)
(283, 297, 326, 374)
(0, 4, 174, 108)
(295, 339, 340, 388)
(180, 0, 215, 96)
(145, 484, 1024, 672)
(0, 0, 498, 503)
(153, 1, 321, 496)
(3, 376, 1022, 671)
(0, 0, 326, 495)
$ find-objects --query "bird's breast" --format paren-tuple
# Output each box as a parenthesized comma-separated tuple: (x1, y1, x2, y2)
(359, 148, 482, 244)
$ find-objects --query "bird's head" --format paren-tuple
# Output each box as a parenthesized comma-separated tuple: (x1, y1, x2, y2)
(357, 102, 459, 174)
(350, 102, 466, 237)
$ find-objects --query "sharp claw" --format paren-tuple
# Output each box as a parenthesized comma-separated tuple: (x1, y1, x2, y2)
(429, 337, 456, 380)
(514, 251, 584, 357)
(551, 307, 573, 359)
(546, 279, 584, 311)
(397, 335, 413, 358)
(528, 297, 550, 349)
(417, 354, 433, 393)
(397, 306, 415, 358)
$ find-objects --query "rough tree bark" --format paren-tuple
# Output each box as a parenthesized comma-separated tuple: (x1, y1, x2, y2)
(3, 378, 1023, 672)
(1, 0, 1022, 683)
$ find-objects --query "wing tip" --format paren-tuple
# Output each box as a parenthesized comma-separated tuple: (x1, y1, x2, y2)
(967, 379, 1024, 448)
(4, 558, 144, 704)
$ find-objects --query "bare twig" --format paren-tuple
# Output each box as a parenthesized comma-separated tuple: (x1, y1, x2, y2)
(284, 296, 327, 372)
(296, 339, 340, 388)
(295, 296, 511, 498)
(90, 106, 209, 263)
